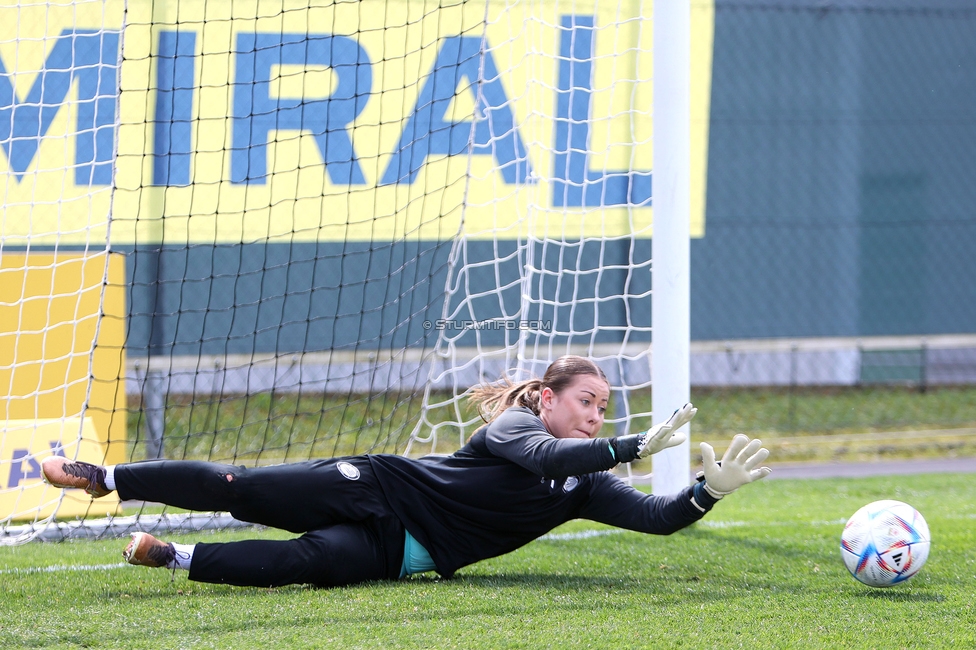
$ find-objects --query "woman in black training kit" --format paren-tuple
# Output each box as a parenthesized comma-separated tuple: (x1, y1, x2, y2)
(42, 356, 772, 588)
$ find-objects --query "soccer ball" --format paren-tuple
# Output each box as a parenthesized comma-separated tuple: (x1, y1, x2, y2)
(840, 500, 931, 587)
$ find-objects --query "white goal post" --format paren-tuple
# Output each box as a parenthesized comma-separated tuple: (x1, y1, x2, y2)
(652, 0, 693, 495)
(1, 0, 705, 542)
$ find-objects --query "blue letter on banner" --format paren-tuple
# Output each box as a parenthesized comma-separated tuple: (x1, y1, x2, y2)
(232, 32, 371, 185)
(7, 450, 42, 489)
(153, 30, 196, 186)
(553, 16, 651, 207)
(380, 36, 532, 186)
(0, 30, 120, 185)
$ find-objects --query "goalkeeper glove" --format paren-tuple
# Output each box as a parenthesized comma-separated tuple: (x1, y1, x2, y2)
(635, 403, 698, 459)
(700, 434, 772, 498)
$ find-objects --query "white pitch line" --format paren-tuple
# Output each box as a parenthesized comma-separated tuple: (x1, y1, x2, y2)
(0, 562, 126, 576)
(699, 518, 850, 529)
(540, 519, 849, 538)
(539, 529, 625, 541)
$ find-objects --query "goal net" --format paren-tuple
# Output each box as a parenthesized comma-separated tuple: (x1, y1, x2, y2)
(0, 0, 704, 542)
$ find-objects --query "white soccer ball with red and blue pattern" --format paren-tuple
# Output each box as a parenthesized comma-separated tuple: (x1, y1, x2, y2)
(840, 500, 930, 588)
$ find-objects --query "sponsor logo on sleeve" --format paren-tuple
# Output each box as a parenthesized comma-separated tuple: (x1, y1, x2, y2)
(336, 461, 361, 481)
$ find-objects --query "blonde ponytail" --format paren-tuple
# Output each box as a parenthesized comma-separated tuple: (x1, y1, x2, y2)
(467, 355, 610, 423)
(468, 378, 544, 423)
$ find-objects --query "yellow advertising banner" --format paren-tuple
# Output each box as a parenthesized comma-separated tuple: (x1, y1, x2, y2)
(1, 0, 712, 245)
(0, 252, 126, 520)
(0, 419, 120, 520)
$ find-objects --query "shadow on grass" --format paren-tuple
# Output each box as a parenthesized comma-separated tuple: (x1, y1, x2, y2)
(441, 572, 677, 591)
(856, 589, 945, 602)
(100, 569, 731, 607)
(679, 525, 838, 564)
(104, 568, 718, 594)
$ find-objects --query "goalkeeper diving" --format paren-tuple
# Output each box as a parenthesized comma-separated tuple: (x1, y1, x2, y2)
(42, 355, 771, 587)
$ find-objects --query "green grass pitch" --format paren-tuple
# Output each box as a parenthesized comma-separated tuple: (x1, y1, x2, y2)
(2, 471, 973, 649)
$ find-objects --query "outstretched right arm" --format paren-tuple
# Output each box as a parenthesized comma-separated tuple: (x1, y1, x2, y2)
(484, 404, 698, 478)
(483, 408, 621, 477)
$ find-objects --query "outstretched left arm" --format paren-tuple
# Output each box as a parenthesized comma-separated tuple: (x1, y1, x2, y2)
(578, 472, 720, 535)
(579, 433, 773, 534)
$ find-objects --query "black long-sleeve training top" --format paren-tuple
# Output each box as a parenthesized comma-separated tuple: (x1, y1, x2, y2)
(368, 406, 718, 578)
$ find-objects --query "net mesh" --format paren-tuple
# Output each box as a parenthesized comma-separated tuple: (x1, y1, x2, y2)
(1, 0, 659, 542)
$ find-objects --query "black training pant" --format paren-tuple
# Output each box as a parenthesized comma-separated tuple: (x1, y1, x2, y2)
(115, 457, 404, 588)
